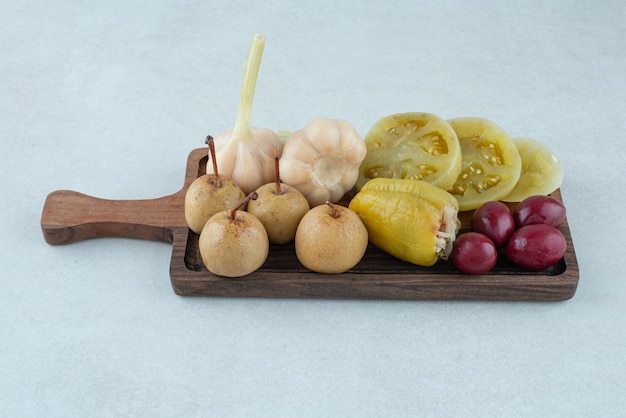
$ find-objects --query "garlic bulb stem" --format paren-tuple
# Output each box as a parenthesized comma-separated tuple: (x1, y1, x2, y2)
(233, 34, 265, 141)
(209, 33, 283, 195)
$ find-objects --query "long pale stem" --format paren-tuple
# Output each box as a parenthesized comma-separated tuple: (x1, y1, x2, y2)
(232, 34, 265, 140)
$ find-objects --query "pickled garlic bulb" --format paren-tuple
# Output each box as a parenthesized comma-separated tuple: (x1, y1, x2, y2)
(210, 34, 283, 194)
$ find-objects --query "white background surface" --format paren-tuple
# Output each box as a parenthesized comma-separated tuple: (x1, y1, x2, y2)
(2, 1, 625, 416)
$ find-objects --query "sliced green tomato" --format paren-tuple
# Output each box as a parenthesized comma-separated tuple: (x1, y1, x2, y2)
(447, 117, 522, 211)
(501, 138, 563, 202)
(356, 112, 462, 191)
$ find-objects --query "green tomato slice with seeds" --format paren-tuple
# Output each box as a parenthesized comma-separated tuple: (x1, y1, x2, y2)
(447, 117, 522, 211)
(356, 112, 462, 191)
(501, 137, 563, 202)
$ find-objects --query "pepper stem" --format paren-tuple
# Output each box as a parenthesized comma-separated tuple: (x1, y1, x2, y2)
(230, 192, 258, 220)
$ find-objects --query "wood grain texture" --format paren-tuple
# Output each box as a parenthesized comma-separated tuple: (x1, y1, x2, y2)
(41, 148, 580, 300)
(41, 148, 204, 245)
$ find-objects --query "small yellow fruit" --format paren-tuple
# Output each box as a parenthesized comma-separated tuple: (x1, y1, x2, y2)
(184, 135, 246, 234)
(295, 202, 368, 274)
(184, 174, 245, 234)
(247, 182, 310, 244)
(246, 151, 311, 244)
(198, 193, 269, 277)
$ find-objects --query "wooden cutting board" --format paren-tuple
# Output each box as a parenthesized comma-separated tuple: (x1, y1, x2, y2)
(41, 148, 579, 300)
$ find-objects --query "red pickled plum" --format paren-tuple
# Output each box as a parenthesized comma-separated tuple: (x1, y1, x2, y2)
(506, 224, 566, 270)
(514, 195, 566, 228)
(451, 232, 498, 275)
(471, 201, 515, 247)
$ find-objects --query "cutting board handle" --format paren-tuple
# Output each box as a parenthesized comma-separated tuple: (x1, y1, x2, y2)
(41, 189, 187, 245)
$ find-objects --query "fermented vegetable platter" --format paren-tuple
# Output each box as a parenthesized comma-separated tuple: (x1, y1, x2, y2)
(41, 147, 579, 301)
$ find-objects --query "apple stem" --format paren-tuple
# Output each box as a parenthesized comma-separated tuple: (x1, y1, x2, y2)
(274, 149, 282, 195)
(325, 201, 340, 218)
(206, 135, 221, 188)
(230, 192, 258, 220)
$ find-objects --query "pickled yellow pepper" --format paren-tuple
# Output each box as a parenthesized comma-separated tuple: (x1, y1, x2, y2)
(349, 178, 459, 267)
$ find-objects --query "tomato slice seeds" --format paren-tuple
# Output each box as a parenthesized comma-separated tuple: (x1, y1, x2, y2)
(446, 117, 522, 211)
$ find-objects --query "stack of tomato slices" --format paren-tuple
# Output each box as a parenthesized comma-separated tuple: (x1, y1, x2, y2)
(357, 113, 563, 210)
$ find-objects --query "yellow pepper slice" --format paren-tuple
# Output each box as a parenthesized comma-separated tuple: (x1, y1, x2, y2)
(349, 178, 459, 267)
